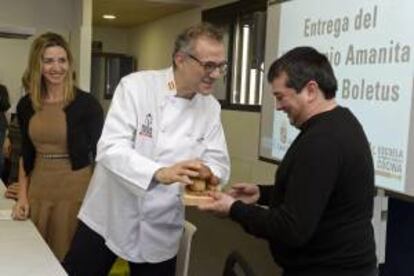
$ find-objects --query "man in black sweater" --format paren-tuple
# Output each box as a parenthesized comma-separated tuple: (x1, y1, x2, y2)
(200, 47, 377, 276)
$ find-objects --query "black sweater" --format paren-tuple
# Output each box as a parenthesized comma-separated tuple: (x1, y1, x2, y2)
(230, 107, 376, 275)
(17, 89, 104, 175)
(0, 84, 11, 128)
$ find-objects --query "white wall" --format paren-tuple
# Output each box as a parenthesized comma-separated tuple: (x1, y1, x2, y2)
(222, 110, 276, 184)
(0, 38, 30, 107)
(93, 26, 131, 54)
(71, 0, 93, 91)
(128, 8, 201, 70)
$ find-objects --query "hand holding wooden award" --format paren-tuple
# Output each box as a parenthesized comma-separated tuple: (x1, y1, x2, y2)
(183, 164, 219, 206)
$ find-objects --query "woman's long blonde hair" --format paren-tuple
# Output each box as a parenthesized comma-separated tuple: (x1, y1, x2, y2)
(24, 32, 75, 111)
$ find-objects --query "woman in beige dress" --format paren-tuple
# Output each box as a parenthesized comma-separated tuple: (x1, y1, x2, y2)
(12, 32, 104, 261)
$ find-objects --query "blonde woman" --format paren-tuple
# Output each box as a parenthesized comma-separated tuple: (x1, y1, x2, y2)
(12, 32, 104, 261)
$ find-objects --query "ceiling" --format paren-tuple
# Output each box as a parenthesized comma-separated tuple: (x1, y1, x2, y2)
(93, 0, 203, 28)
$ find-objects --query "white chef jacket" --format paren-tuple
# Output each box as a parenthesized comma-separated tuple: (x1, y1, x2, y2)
(78, 67, 230, 263)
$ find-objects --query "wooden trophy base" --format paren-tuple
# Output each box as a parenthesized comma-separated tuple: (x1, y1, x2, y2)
(182, 177, 220, 206)
(182, 192, 214, 206)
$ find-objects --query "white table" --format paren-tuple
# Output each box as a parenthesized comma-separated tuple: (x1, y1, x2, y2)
(0, 183, 67, 276)
(0, 183, 14, 211)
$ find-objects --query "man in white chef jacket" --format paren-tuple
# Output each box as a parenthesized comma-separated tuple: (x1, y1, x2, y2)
(63, 23, 230, 276)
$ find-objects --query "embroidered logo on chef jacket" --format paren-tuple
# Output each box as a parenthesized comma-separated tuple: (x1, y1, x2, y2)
(139, 113, 153, 138)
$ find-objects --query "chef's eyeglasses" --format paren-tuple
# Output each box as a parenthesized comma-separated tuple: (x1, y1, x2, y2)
(186, 53, 228, 75)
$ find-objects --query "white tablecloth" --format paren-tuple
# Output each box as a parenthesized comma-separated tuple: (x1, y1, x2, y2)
(0, 183, 14, 212)
(0, 183, 67, 276)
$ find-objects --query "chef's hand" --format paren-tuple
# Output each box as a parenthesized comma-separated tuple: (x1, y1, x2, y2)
(154, 159, 203, 185)
(197, 163, 219, 188)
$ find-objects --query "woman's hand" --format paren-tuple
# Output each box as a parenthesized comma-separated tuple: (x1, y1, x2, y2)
(2, 137, 11, 158)
(4, 182, 20, 200)
(12, 196, 30, 220)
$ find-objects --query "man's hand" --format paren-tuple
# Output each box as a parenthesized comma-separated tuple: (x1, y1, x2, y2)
(4, 182, 20, 200)
(226, 183, 260, 205)
(198, 191, 236, 217)
(155, 160, 202, 185)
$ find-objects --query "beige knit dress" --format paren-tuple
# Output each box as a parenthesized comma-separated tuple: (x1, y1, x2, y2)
(28, 102, 92, 261)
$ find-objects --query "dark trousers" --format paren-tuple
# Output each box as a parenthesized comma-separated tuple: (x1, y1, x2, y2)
(63, 221, 177, 276)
